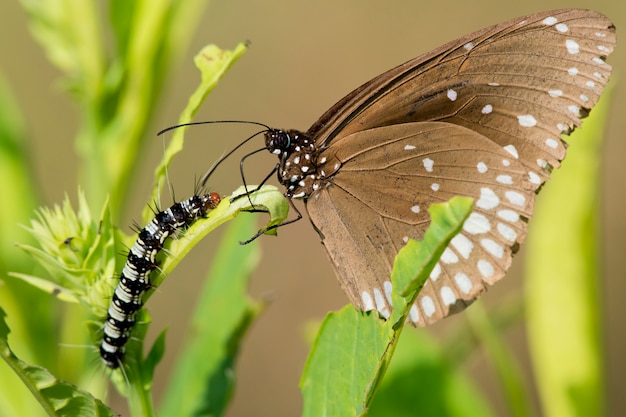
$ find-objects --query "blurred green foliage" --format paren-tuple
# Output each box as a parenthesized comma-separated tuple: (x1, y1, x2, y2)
(0, 2, 611, 416)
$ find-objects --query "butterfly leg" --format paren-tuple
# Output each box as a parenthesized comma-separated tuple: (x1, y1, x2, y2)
(230, 163, 279, 207)
(239, 196, 303, 245)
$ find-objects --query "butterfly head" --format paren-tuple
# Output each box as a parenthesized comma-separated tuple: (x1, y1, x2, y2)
(264, 129, 322, 199)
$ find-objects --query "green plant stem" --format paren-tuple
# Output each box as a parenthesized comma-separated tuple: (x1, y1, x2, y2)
(525, 88, 610, 417)
(127, 367, 156, 417)
(466, 302, 532, 417)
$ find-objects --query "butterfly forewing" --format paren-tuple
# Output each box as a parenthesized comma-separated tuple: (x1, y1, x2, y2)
(309, 9, 614, 184)
(299, 9, 614, 326)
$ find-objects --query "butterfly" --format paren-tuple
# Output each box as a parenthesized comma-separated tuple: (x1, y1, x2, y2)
(205, 9, 615, 326)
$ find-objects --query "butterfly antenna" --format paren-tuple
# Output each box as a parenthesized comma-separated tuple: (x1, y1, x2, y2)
(157, 120, 271, 136)
(200, 130, 268, 186)
(161, 136, 176, 204)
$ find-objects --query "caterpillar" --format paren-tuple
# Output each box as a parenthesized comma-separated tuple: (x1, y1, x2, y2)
(100, 192, 221, 369)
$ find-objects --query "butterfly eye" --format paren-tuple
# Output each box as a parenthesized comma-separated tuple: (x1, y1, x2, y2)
(266, 129, 292, 155)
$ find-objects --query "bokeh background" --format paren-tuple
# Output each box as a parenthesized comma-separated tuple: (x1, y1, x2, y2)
(1, 1, 624, 416)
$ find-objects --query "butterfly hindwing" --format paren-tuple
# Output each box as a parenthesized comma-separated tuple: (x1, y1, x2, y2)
(307, 123, 536, 325)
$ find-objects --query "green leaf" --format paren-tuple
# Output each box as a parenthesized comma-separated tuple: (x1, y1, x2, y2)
(159, 212, 264, 417)
(5, 273, 78, 304)
(105, 185, 286, 415)
(300, 197, 473, 417)
(367, 330, 495, 417)
(12, 192, 118, 316)
(525, 85, 611, 417)
(148, 185, 288, 291)
(0, 306, 115, 417)
(464, 302, 532, 417)
(145, 42, 249, 222)
(20, 1, 105, 92)
(392, 196, 475, 314)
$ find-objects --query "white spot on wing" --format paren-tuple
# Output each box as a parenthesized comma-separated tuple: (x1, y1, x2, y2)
(421, 296, 436, 317)
(361, 291, 374, 311)
(373, 288, 388, 318)
(498, 209, 520, 223)
(409, 304, 419, 323)
(496, 175, 513, 185)
(430, 263, 441, 281)
(423, 158, 434, 172)
(431, 183, 440, 191)
(503, 145, 519, 159)
(565, 39, 580, 54)
(383, 281, 393, 305)
(505, 191, 526, 207)
(477, 162, 488, 173)
(441, 247, 459, 264)
(497, 223, 517, 242)
(441, 287, 456, 305)
(451, 234, 473, 259)
(592, 57, 605, 65)
(454, 272, 473, 294)
(546, 138, 559, 149)
(411, 205, 420, 214)
(477, 187, 500, 210)
(542, 16, 558, 25)
(478, 259, 495, 277)
(568, 67, 579, 76)
(447, 89, 457, 101)
(482, 104, 493, 114)
(548, 89, 563, 97)
(481, 239, 504, 258)
(517, 115, 537, 127)
(404, 144, 416, 151)
(529, 171, 541, 185)
(555, 23, 568, 32)
(463, 212, 491, 234)
(568, 105, 580, 115)
(464, 42, 474, 51)
(586, 81, 596, 88)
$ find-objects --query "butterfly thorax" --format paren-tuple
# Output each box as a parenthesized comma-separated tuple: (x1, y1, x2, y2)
(265, 129, 325, 199)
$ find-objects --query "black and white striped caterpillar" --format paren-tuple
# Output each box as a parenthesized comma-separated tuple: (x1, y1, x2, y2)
(100, 192, 221, 369)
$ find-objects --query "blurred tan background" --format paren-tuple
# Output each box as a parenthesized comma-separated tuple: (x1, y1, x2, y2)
(2, 1, 625, 416)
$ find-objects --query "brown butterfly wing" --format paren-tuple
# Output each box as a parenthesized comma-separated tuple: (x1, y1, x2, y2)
(304, 9, 614, 325)
(309, 9, 614, 185)
(307, 122, 535, 325)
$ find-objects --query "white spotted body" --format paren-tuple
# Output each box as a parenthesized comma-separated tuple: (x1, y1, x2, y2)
(100, 193, 220, 368)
